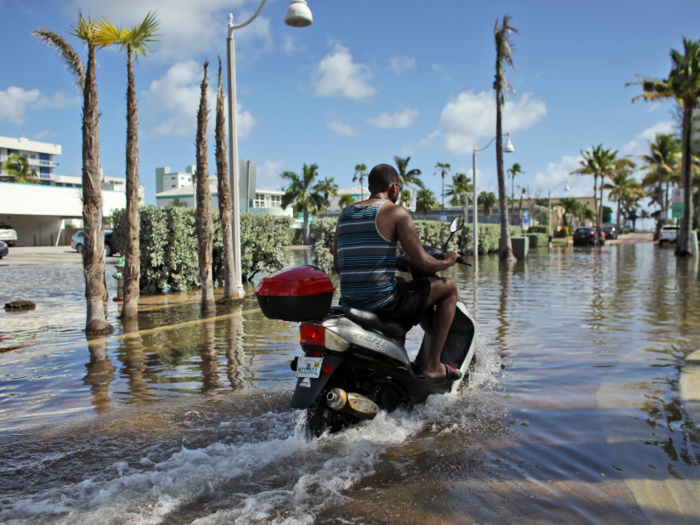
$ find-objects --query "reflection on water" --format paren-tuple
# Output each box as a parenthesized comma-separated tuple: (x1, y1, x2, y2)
(1, 244, 700, 523)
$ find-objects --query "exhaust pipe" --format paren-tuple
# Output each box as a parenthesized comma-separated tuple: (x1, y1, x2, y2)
(326, 388, 379, 419)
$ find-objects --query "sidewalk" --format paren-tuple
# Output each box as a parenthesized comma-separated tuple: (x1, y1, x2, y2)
(0, 246, 120, 267)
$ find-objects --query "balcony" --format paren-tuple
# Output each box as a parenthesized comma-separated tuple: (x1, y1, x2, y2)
(0, 154, 60, 168)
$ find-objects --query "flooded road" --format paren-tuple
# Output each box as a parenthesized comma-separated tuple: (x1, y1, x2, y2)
(1, 244, 699, 523)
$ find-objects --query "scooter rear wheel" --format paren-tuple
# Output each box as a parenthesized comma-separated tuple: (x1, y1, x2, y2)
(304, 398, 360, 438)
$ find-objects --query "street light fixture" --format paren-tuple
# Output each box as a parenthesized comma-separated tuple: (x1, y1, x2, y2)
(548, 181, 570, 241)
(227, 0, 313, 298)
(472, 131, 514, 263)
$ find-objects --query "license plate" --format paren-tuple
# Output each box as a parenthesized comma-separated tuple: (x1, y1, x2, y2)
(296, 356, 323, 378)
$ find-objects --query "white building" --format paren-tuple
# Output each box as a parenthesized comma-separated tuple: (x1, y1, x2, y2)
(1, 135, 61, 182)
(155, 183, 291, 218)
(156, 165, 195, 193)
(0, 136, 140, 246)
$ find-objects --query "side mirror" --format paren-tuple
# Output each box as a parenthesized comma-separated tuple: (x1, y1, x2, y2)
(444, 216, 465, 252)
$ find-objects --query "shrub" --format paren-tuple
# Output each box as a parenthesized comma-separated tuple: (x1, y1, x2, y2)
(527, 232, 549, 247)
(311, 217, 337, 273)
(112, 206, 293, 293)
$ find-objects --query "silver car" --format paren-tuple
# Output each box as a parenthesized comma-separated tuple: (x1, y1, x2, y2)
(0, 224, 18, 247)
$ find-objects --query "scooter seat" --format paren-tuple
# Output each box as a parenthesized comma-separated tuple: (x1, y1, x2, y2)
(331, 305, 407, 339)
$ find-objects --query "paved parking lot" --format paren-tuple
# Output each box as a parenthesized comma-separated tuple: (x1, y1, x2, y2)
(0, 246, 121, 267)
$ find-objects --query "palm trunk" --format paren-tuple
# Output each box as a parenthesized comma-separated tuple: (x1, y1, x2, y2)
(599, 175, 604, 226)
(677, 102, 694, 256)
(215, 60, 237, 300)
(303, 210, 309, 244)
(495, 88, 514, 260)
(82, 43, 113, 334)
(195, 62, 216, 312)
(121, 48, 140, 320)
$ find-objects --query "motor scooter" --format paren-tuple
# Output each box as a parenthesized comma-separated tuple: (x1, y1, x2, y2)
(255, 217, 476, 436)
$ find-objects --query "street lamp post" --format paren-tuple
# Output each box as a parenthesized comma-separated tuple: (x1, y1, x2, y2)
(472, 131, 514, 262)
(548, 181, 570, 241)
(226, 0, 312, 298)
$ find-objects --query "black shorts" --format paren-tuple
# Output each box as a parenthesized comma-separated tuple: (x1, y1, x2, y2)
(372, 278, 431, 331)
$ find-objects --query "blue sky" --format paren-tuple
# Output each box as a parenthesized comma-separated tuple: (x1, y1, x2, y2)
(2, 0, 699, 214)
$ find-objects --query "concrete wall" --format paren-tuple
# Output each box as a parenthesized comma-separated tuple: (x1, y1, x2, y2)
(0, 182, 126, 247)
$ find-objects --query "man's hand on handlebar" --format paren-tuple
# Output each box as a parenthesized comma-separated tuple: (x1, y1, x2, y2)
(443, 250, 459, 268)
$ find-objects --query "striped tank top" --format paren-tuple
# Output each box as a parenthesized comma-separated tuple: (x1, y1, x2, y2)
(336, 199, 398, 309)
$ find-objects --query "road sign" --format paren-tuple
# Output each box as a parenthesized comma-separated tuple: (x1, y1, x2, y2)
(439, 212, 447, 222)
(672, 202, 684, 218)
(672, 187, 683, 204)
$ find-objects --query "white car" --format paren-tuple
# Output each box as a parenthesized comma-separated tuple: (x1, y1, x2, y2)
(658, 225, 678, 246)
(71, 230, 118, 256)
(0, 224, 18, 247)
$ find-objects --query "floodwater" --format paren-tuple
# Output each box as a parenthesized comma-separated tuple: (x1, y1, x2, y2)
(1, 244, 699, 524)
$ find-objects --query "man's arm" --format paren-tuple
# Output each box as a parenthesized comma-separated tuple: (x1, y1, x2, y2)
(393, 206, 458, 272)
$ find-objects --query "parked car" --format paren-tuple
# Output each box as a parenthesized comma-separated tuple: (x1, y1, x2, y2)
(0, 224, 18, 247)
(0, 240, 8, 259)
(573, 226, 606, 246)
(603, 225, 617, 240)
(658, 225, 678, 246)
(71, 230, 119, 256)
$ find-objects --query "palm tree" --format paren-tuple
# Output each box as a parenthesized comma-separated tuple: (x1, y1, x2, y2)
(394, 156, 424, 191)
(352, 164, 367, 201)
(630, 37, 700, 256)
(314, 176, 339, 215)
(281, 163, 325, 244)
(557, 198, 581, 230)
(434, 162, 451, 210)
(604, 166, 642, 231)
(639, 133, 681, 222)
(399, 189, 412, 209)
(415, 188, 439, 220)
(195, 62, 216, 313)
(214, 59, 237, 302)
(338, 194, 356, 209)
(572, 144, 603, 228)
(494, 15, 519, 261)
(95, 12, 159, 319)
(34, 13, 114, 334)
(2, 154, 40, 184)
(479, 191, 498, 222)
(446, 172, 473, 221)
(507, 163, 523, 219)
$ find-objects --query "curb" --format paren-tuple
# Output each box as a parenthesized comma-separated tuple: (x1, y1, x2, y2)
(679, 349, 700, 427)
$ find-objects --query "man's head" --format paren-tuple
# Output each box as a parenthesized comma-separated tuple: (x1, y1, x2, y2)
(368, 164, 402, 203)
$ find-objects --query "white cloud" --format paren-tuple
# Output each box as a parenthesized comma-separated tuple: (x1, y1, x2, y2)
(283, 35, 304, 55)
(142, 60, 257, 138)
(422, 90, 547, 155)
(621, 121, 675, 155)
(256, 158, 285, 190)
(313, 44, 376, 100)
(61, 0, 271, 61)
(532, 154, 594, 197)
(32, 130, 57, 141)
(0, 87, 79, 124)
(368, 108, 418, 129)
(327, 120, 359, 136)
(390, 56, 415, 73)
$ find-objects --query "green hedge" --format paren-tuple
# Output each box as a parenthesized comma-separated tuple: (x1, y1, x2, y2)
(113, 206, 293, 293)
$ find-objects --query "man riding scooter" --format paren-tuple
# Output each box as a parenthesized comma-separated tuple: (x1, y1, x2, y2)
(333, 163, 462, 381)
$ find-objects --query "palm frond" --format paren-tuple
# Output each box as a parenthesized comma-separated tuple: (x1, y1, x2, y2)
(69, 11, 97, 45)
(92, 18, 127, 47)
(122, 11, 160, 60)
(32, 28, 85, 91)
